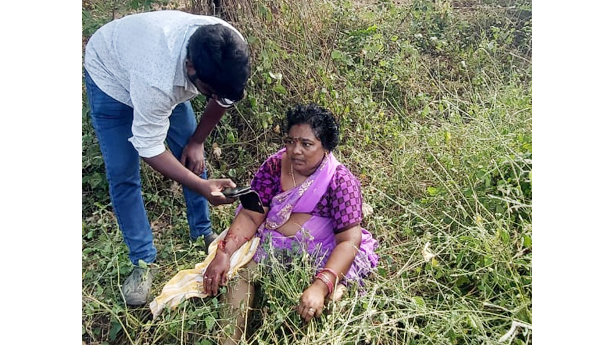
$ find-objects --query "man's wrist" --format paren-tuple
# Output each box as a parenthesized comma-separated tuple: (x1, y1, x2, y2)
(188, 136, 205, 146)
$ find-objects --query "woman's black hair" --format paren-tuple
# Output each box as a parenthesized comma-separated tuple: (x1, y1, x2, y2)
(285, 103, 340, 151)
(186, 24, 250, 102)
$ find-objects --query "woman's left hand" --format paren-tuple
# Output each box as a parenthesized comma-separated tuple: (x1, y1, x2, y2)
(298, 283, 328, 322)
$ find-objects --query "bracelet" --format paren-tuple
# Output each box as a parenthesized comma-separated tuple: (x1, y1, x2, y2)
(315, 272, 334, 295)
(318, 267, 339, 282)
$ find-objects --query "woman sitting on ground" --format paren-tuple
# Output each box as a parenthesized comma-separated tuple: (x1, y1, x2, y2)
(150, 103, 379, 344)
(203, 103, 379, 344)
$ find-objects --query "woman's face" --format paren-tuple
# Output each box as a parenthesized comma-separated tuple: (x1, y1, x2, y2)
(284, 123, 327, 176)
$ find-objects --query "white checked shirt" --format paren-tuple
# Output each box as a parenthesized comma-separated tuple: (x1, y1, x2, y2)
(84, 10, 245, 158)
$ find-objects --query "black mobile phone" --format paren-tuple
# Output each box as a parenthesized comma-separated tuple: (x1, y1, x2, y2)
(222, 186, 265, 213)
(239, 190, 265, 214)
(222, 186, 251, 198)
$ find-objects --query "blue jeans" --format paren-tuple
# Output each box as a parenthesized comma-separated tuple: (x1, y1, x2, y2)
(84, 69, 212, 265)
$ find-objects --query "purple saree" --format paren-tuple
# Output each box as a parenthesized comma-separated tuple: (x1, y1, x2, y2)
(250, 149, 379, 285)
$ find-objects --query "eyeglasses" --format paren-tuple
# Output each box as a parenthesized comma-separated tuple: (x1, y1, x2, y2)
(189, 73, 236, 109)
(212, 96, 235, 109)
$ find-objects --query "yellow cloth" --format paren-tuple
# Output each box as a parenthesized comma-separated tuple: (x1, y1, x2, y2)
(149, 229, 260, 318)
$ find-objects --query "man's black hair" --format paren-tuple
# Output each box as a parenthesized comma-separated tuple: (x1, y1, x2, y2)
(187, 24, 250, 102)
(285, 103, 340, 151)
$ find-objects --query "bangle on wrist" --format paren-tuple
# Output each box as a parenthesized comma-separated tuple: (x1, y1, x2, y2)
(317, 267, 339, 283)
(315, 272, 334, 295)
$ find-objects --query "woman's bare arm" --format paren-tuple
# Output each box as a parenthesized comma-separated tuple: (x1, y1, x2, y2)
(298, 224, 362, 321)
(203, 207, 268, 296)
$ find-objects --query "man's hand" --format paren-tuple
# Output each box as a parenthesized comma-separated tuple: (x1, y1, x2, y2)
(143, 151, 236, 205)
(183, 98, 227, 175)
(180, 141, 206, 175)
(203, 179, 237, 206)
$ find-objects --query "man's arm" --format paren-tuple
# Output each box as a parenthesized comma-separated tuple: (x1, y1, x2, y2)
(143, 149, 235, 206)
(128, 76, 234, 203)
(180, 99, 227, 175)
(192, 98, 227, 144)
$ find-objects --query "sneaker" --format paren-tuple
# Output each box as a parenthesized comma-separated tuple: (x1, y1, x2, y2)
(204, 232, 219, 252)
(122, 265, 155, 306)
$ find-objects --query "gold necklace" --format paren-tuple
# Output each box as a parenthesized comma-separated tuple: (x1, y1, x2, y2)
(289, 161, 297, 187)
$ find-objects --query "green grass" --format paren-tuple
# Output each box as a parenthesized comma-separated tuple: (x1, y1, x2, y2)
(82, 0, 532, 344)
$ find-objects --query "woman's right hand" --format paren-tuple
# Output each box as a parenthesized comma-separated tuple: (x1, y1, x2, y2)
(203, 250, 231, 296)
